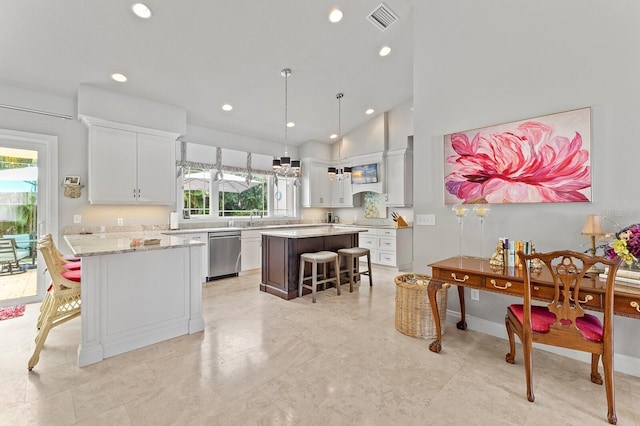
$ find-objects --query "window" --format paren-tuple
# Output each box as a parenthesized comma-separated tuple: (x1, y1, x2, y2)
(182, 166, 278, 218)
(178, 143, 299, 220)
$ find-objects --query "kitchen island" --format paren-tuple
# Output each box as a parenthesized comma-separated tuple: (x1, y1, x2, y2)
(64, 231, 205, 367)
(260, 225, 368, 300)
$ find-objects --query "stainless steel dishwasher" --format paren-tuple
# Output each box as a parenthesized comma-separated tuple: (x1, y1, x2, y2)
(208, 230, 241, 280)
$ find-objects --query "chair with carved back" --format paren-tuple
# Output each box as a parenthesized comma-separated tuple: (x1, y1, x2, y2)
(505, 250, 623, 424)
(28, 237, 81, 370)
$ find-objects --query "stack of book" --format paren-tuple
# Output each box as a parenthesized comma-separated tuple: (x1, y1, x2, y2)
(599, 267, 640, 288)
(499, 238, 533, 269)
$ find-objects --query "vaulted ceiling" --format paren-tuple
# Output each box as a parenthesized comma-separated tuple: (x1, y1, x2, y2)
(0, 1, 414, 145)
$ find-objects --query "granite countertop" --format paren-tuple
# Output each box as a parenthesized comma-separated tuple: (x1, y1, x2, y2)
(64, 231, 205, 257)
(163, 223, 320, 235)
(164, 223, 410, 235)
(259, 225, 369, 239)
(335, 223, 411, 230)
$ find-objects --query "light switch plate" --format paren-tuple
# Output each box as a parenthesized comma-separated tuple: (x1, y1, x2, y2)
(416, 214, 436, 226)
(73, 214, 81, 224)
(470, 289, 480, 301)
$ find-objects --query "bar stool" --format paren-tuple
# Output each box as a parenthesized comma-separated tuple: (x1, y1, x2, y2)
(338, 247, 372, 292)
(299, 251, 340, 303)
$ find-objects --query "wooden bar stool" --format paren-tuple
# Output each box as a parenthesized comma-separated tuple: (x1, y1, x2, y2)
(298, 251, 340, 303)
(338, 247, 372, 292)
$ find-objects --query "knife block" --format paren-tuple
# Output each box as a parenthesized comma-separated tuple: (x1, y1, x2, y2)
(395, 215, 409, 227)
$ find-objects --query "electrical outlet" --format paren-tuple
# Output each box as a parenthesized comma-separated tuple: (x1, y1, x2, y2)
(416, 214, 436, 226)
(117, 218, 124, 226)
(470, 289, 480, 301)
(73, 214, 81, 224)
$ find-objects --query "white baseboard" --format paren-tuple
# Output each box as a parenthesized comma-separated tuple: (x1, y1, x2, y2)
(445, 310, 639, 378)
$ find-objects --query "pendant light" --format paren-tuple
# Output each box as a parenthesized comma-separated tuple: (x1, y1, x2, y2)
(273, 68, 301, 178)
(328, 93, 351, 180)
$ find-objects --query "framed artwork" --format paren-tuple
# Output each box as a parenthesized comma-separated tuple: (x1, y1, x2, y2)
(443, 107, 592, 204)
(64, 176, 80, 185)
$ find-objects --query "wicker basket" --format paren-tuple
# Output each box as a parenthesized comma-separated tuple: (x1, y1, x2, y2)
(395, 274, 448, 339)
(63, 184, 82, 198)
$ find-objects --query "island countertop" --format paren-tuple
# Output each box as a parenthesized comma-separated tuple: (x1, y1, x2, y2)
(259, 225, 368, 239)
(64, 231, 204, 257)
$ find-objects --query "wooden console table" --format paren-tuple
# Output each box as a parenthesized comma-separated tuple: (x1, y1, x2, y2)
(427, 256, 640, 353)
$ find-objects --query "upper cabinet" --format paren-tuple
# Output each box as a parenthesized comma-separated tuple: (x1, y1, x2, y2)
(385, 148, 413, 207)
(86, 120, 178, 205)
(302, 159, 330, 207)
(329, 171, 354, 207)
(301, 158, 357, 208)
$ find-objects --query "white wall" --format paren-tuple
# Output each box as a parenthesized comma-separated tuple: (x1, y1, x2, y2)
(387, 99, 413, 151)
(414, 1, 640, 360)
(0, 85, 296, 246)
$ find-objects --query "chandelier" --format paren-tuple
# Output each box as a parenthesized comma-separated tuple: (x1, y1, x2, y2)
(273, 68, 301, 178)
(328, 92, 351, 180)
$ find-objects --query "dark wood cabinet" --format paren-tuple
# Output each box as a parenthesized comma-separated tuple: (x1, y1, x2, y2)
(260, 232, 359, 300)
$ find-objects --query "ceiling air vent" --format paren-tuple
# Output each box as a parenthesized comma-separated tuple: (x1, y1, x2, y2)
(367, 3, 398, 32)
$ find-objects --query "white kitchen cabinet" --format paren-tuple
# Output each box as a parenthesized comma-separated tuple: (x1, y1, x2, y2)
(302, 159, 330, 207)
(241, 229, 262, 271)
(358, 230, 379, 266)
(179, 232, 208, 282)
(302, 158, 359, 208)
(329, 174, 355, 207)
(88, 124, 176, 205)
(358, 227, 413, 270)
(385, 148, 413, 207)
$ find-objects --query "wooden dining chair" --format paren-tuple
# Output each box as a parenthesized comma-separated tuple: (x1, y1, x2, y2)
(505, 250, 623, 424)
(29, 237, 81, 371)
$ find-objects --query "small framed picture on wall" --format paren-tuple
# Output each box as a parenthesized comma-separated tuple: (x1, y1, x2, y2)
(64, 176, 80, 185)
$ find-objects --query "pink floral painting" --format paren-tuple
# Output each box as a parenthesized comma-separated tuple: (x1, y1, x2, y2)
(444, 107, 591, 204)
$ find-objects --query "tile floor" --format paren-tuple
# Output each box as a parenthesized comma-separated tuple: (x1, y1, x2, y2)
(0, 266, 638, 425)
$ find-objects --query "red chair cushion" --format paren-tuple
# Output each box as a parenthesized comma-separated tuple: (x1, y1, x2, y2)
(508, 304, 603, 342)
(61, 269, 81, 282)
(62, 260, 81, 271)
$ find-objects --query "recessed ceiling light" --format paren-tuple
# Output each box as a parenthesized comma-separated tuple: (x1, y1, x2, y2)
(111, 73, 127, 83)
(131, 3, 152, 19)
(365, 108, 375, 115)
(287, 122, 295, 128)
(329, 8, 343, 23)
(379, 46, 392, 57)
(330, 134, 338, 139)
(222, 104, 233, 111)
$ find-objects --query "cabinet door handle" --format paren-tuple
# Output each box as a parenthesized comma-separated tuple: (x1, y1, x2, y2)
(631, 301, 640, 313)
(490, 279, 512, 290)
(569, 294, 593, 304)
(451, 273, 469, 282)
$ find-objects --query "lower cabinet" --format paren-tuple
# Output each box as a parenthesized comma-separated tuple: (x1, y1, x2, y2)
(358, 227, 413, 270)
(241, 230, 262, 271)
(179, 232, 208, 282)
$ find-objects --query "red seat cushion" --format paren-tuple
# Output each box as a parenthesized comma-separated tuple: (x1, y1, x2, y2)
(61, 269, 81, 282)
(508, 304, 603, 342)
(62, 260, 81, 271)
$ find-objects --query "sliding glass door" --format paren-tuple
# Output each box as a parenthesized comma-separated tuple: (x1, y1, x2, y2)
(0, 129, 56, 308)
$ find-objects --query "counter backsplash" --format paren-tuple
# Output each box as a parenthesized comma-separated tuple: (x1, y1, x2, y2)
(64, 219, 305, 235)
(63, 218, 398, 235)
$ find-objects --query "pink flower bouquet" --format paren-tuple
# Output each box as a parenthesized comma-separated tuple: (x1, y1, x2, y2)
(604, 224, 640, 266)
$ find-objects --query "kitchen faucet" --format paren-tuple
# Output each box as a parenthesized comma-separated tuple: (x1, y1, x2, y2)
(250, 209, 261, 226)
